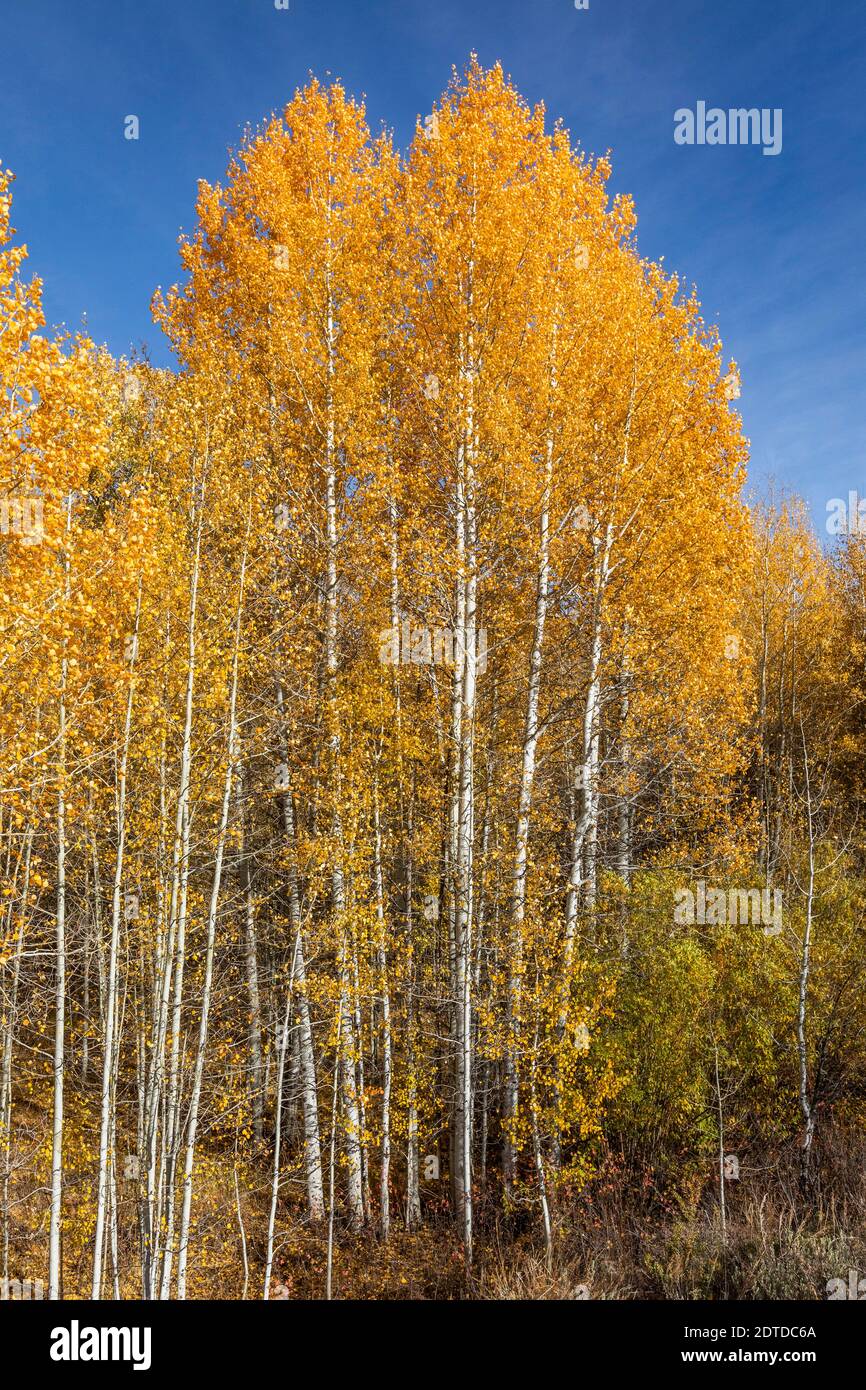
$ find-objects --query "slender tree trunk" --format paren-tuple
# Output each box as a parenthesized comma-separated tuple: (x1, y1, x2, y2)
(156, 467, 206, 1300)
(92, 583, 141, 1298)
(238, 767, 264, 1145)
(373, 780, 392, 1237)
(453, 313, 478, 1265)
(1, 823, 32, 1285)
(323, 244, 364, 1229)
(405, 776, 421, 1230)
(797, 721, 816, 1186)
(326, 997, 343, 1300)
(175, 525, 249, 1299)
(616, 629, 632, 884)
(275, 688, 325, 1222)
(714, 1039, 727, 1250)
(49, 497, 73, 1302)
(263, 977, 294, 1299)
(504, 397, 552, 1194)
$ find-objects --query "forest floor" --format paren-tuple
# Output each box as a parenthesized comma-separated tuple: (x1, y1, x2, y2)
(6, 1113, 865, 1300)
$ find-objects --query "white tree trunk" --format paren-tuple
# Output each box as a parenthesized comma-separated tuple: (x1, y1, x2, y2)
(49, 498, 73, 1301)
(275, 680, 325, 1221)
(373, 782, 392, 1237)
(504, 404, 553, 1193)
(92, 583, 141, 1298)
(175, 526, 249, 1298)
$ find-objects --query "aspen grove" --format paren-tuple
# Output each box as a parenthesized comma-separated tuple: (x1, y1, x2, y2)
(3, 61, 866, 1301)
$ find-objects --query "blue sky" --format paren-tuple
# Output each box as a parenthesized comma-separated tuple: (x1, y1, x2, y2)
(1, 0, 863, 531)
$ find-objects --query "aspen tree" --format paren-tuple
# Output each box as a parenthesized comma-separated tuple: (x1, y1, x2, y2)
(176, 508, 250, 1298)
